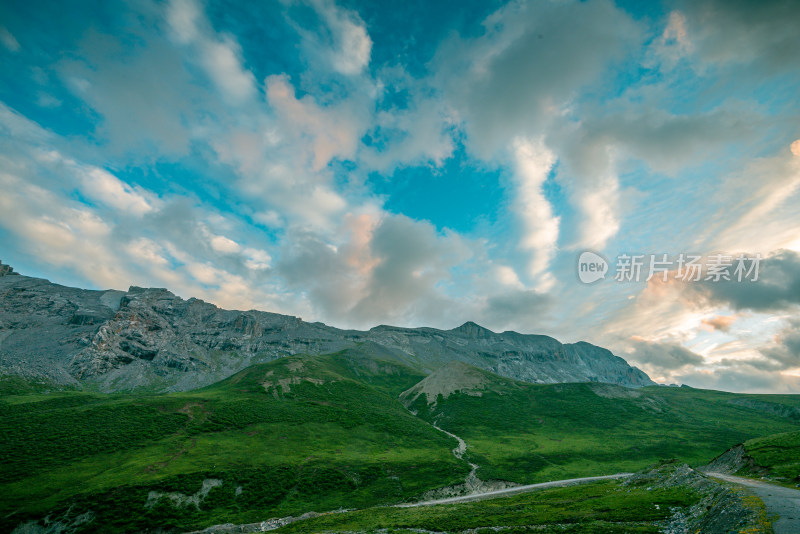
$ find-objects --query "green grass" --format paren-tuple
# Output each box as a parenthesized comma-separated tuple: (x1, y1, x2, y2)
(407, 374, 800, 485)
(0, 374, 76, 396)
(739, 430, 800, 486)
(2, 355, 799, 533)
(0, 353, 466, 532)
(274, 478, 699, 533)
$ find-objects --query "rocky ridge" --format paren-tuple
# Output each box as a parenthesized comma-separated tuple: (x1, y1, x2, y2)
(625, 461, 772, 534)
(0, 262, 653, 392)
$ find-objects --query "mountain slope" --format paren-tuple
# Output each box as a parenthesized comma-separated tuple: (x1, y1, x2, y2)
(3, 357, 798, 533)
(0, 264, 652, 392)
(705, 429, 800, 486)
(0, 352, 465, 533)
(402, 363, 800, 485)
(399, 360, 519, 407)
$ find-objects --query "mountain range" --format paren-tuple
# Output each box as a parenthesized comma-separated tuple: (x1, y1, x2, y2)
(5, 261, 800, 533)
(0, 260, 652, 392)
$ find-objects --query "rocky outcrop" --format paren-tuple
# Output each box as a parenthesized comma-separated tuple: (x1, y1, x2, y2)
(400, 361, 495, 407)
(0, 267, 653, 392)
(0, 260, 17, 277)
(701, 444, 770, 478)
(702, 444, 750, 475)
(626, 462, 770, 534)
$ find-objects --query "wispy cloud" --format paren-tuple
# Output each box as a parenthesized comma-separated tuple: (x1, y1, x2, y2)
(1, 0, 800, 392)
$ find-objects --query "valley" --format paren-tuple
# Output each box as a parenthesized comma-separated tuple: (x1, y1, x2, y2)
(2, 269, 799, 533)
(2, 0, 798, 530)
(2, 350, 800, 533)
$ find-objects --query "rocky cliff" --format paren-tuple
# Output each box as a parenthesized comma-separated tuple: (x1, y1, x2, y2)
(0, 262, 653, 392)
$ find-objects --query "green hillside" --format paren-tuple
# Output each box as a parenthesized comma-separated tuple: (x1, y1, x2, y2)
(2, 355, 799, 533)
(736, 430, 800, 485)
(405, 366, 800, 485)
(277, 477, 699, 533)
(0, 351, 466, 533)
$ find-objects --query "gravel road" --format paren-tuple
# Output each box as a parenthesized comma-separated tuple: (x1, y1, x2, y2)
(395, 473, 633, 507)
(707, 472, 800, 534)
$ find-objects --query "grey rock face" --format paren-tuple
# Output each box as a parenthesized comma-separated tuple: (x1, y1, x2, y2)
(0, 269, 653, 392)
(0, 260, 17, 277)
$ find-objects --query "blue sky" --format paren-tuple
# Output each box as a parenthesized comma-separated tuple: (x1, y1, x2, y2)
(1, 0, 800, 392)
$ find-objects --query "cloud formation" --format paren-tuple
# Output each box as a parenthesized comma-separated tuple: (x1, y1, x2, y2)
(432, 0, 639, 157)
(760, 319, 800, 370)
(675, 0, 800, 73)
(511, 138, 559, 287)
(627, 338, 704, 371)
(1, 0, 800, 393)
(686, 250, 800, 312)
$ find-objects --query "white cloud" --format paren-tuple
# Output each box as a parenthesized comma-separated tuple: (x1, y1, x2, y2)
(210, 234, 241, 254)
(276, 213, 476, 328)
(791, 139, 800, 157)
(646, 11, 693, 69)
(265, 74, 362, 170)
(0, 102, 51, 142)
(676, 364, 800, 394)
(166, 0, 256, 104)
(81, 168, 155, 217)
(0, 171, 128, 289)
(294, 0, 372, 76)
(273, 184, 348, 233)
(511, 137, 560, 287)
(243, 248, 271, 270)
(423, 0, 642, 252)
(128, 238, 170, 267)
(201, 37, 257, 103)
(253, 210, 282, 228)
(23, 145, 157, 218)
(35, 92, 62, 108)
(360, 82, 456, 171)
(315, 0, 372, 75)
(0, 27, 20, 52)
(625, 338, 704, 373)
(185, 261, 221, 285)
(432, 0, 640, 157)
(702, 147, 800, 254)
(0, 104, 289, 315)
(166, 0, 202, 44)
(574, 182, 621, 251)
(494, 265, 524, 289)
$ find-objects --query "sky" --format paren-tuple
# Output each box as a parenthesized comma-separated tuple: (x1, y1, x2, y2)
(1, 0, 799, 393)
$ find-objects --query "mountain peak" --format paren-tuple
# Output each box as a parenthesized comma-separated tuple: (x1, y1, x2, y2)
(452, 321, 495, 338)
(0, 273, 653, 392)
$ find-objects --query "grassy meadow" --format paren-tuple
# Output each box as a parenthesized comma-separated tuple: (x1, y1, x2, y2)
(1, 352, 799, 532)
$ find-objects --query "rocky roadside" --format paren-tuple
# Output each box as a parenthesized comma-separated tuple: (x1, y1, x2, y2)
(625, 460, 773, 533)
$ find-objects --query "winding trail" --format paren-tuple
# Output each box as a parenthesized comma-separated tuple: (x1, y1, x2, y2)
(418, 420, 632, 508)
(187, 422, 631, 532)
(707, 472, 800, 534)
(431, 422, 482, 491)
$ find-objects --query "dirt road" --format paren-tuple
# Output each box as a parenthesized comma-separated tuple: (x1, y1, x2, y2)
(395, 473, 633, 507)
(707, 472, 800, 534)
